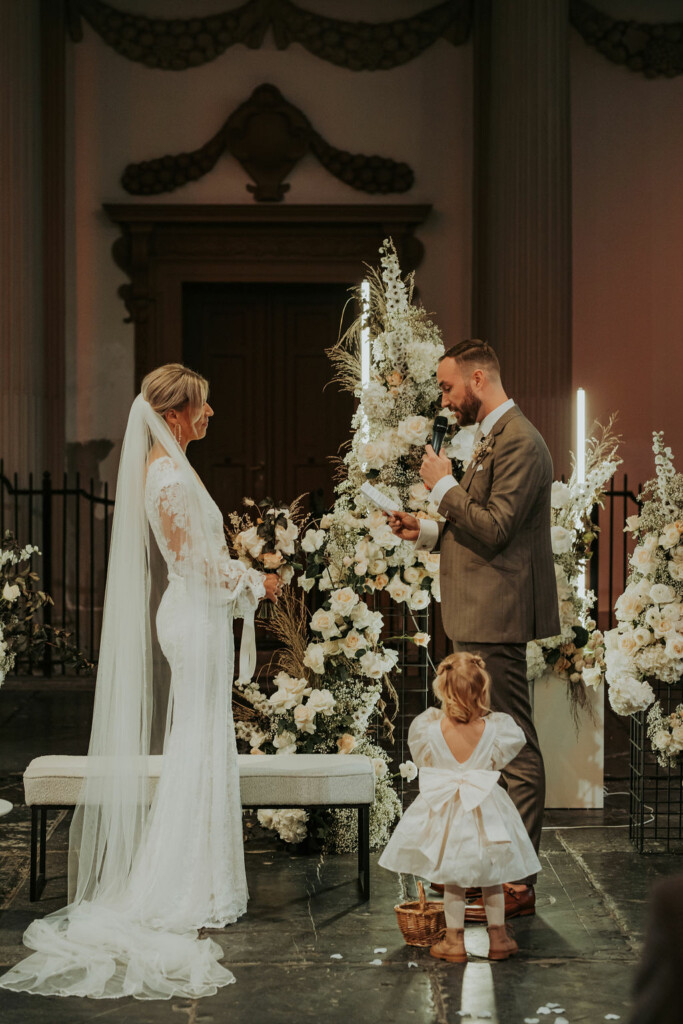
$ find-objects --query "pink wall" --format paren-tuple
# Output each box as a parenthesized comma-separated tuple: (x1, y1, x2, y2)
(571, 23, 683, 491)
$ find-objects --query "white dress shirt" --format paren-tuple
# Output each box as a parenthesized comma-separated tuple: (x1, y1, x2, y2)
(416, 398, 516, 550)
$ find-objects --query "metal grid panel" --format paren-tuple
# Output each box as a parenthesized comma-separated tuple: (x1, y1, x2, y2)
(630, 679, 683, 854)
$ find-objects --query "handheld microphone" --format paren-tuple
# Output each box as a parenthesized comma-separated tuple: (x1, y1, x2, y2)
(431, 416, 449, 455)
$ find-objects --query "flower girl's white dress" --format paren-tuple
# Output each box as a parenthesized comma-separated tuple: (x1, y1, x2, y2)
(379, 708, 542, 886)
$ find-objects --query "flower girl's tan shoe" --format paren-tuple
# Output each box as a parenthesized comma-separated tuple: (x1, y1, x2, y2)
(487, 924, 519, 960)
(430, 928, 467, 963)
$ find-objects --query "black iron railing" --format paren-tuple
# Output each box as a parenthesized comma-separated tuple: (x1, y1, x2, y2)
(0, 461, 115, 672)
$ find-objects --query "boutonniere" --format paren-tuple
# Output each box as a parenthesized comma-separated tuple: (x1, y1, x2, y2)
(469, 434, 494, 469)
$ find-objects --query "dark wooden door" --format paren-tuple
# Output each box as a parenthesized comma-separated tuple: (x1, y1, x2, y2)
(182, 283, 353, 520)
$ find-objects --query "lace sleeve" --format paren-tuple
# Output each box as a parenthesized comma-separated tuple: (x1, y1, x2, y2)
(148, 466, 206, 578)
(219, 553, 266, 618)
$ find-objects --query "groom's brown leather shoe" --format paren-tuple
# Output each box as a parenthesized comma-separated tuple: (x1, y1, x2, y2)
(464, 884, 535, 922)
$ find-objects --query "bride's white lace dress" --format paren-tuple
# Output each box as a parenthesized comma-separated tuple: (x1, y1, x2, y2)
(0, 411, 265, 1001)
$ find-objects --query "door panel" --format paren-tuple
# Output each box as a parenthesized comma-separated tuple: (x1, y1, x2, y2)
(183, 283, 353, 521)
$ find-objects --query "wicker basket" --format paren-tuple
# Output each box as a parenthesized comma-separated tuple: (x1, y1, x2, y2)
(394, 881, 446, 947)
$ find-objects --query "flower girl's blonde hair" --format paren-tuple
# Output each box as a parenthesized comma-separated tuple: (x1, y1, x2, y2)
(433, 652, 491, 723)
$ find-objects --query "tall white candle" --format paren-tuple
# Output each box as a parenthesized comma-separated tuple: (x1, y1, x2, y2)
(576, 387, 586, 487)
(360, 280, 371, 389)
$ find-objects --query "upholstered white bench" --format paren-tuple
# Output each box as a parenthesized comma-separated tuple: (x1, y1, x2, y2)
(23, 753, 375, 902)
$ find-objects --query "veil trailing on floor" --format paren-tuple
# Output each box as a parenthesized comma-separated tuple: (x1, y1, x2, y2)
(0, 395, 258, 999)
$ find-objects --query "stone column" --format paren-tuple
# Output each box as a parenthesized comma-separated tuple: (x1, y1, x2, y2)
(0, 0, 43, 478)
(472, 0, 572, 473)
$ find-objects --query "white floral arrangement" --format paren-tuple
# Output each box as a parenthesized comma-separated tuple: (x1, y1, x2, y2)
(605, 433, 683, 751)
(227, 498, 302, 586)
(0, 530, 91, 685)
(525, 423, 621, 717)
(647, 702, 683, 768)
(234, 240, 456, 850)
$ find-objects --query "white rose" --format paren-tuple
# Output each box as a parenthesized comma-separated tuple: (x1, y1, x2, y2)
(2, 582, 20, 602)
(408, 482, 430, 506)
(396, 415, 429, 447)
(235, 525, 265, 560)
(368, 558, 387, 575)
(551, 482, 571, 509)
(431, 575, 441, 602)
(275, 519, 298, 555)
(653, 729, 672, 751)
(445, 426, 476, 463)
(550, 525, 574, 555)
(409, 589, 430, 611)
(362, 438, 393, 470)
(650, 583, 676, 604)
(359, 651, 384, 679)
(625, 514, 641, 534)
(617, 631, 641, 657)
(582, 665, 603, 690)
(608, 676, 655, 716)
(372, 757, 389, 778)
(320, 514, 334, 529)
(339, 629, 368, 657)
(310, 608, 341, 639)
(369, 522, 401, 549)
(350, 602, 372, 629)
(632, 626, 653, 649)
(329, 587, 360, 617)
(669, 560, 683, 582)
(660, 523, 681, 549)
(306, 688, 336, 716)
(303, 643, 326, 675)
(413, 632, 430, 648)
(301, 529, 326, 553)
(631, 545, 658, 575)
(371, 573, 389, 591)
(403, 566, 422, 584)
(665, 633, 683, 659)
(386, 575, 411, 603)
(273, 731, 298, 756)
(399, 760, 418, 782)
(299, 575, 315, 594)
(615, 587, 647, 622)
(293, 703, 317, 733)
(354, 559, 368, 576)
(323, 639, 341, 656)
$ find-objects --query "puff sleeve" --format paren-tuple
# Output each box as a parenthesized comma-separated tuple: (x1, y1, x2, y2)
(407, 707, 442, 768)
(488, 712, 526, 769)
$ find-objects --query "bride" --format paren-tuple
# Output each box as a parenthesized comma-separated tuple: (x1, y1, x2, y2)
(0, 364, 278, 1000)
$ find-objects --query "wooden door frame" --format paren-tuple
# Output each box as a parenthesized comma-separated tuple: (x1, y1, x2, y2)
(103, 204, 432, 386)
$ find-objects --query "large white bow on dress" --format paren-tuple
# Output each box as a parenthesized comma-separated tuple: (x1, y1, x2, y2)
(419, 766, 511, 844)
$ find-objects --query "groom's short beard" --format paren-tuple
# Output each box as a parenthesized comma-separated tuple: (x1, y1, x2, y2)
(455, 383, 482, 427)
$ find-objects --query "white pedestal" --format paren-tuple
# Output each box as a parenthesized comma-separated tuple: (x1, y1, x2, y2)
(532, 673, 604, 809)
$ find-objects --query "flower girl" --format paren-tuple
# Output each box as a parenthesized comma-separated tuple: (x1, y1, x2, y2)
(379, 652, 541, 962)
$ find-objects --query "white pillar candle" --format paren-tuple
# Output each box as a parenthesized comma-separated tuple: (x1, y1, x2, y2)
(576, 387, 586, 487)
(360, 280, 371, 389)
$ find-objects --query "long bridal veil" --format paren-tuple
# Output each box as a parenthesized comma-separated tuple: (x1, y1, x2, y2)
(0, 395, 249, 999)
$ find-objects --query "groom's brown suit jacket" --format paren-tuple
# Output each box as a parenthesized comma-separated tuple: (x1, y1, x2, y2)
(436, 405, 560, 644)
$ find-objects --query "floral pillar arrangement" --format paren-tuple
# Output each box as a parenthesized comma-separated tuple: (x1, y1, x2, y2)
(605, 433, 683, 762)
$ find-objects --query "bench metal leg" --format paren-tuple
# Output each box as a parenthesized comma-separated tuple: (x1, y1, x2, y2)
(358, 804, 370, 901)
(30, 806, 47, 902)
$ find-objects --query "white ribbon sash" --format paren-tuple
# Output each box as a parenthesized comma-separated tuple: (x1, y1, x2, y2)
(419, 766, 511, 844)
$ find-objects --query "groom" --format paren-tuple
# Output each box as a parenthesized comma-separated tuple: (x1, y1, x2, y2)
(389, 339, 559, 919)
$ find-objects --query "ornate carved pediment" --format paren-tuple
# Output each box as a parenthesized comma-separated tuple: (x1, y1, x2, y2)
(121, 84, 414, 202)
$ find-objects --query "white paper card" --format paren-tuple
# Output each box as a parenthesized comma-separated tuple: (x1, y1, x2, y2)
(360, 481, 402, 514)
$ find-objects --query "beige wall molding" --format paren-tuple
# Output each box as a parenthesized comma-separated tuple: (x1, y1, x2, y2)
(103, 203, 432, 386)
(66, 0, 472, 72)
(121, 83, 414, 201)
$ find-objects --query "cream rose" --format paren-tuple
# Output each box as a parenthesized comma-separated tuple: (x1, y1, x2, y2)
(372, 757, 389, 778)
(399, 760, 418, 782)
(359, 651, 384, 678)
(273, 730, 298, 755)
(413, 632, 430, 648)
(386, 575, 411, 603)
(336, 733, 356, 755)
(301, 528, 326, 553)
(310, 608, 340, 639)
(665, 633, 683, 659)
(582, 665, 602, 690)
(362, 438, 393, 470)
(660, 523, 681, 550)
(340, 629, 368, 657)
(298, 574, 315, 593)
(630, 545, 658, 576)
(303, 643, 326, 675)
(262, 550, 284, 570)
(372, 573, 389, 591)
(329, 587, 359, 617)
(403, 566, 422, 585)
(409, 589, 430, 611)
(293, 703, 317, 733)
(2, 582, 20, 602)
(614, 587, 647, 622)
(396, 415, 429, 447)
(275, 519, 298, 555)
(235, 525, 265, 560)
(306, 688, 336, 716)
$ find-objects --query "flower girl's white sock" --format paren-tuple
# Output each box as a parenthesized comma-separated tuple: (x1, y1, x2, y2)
(443, 884, 466, 929)
(482, 885, 505, 927)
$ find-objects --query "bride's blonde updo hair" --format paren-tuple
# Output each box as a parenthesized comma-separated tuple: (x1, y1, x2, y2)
(141, 363, 209, 426)
(432, 652, 491, 723)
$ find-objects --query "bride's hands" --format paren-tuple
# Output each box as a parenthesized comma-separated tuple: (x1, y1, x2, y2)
(263, 573, 282, 602)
